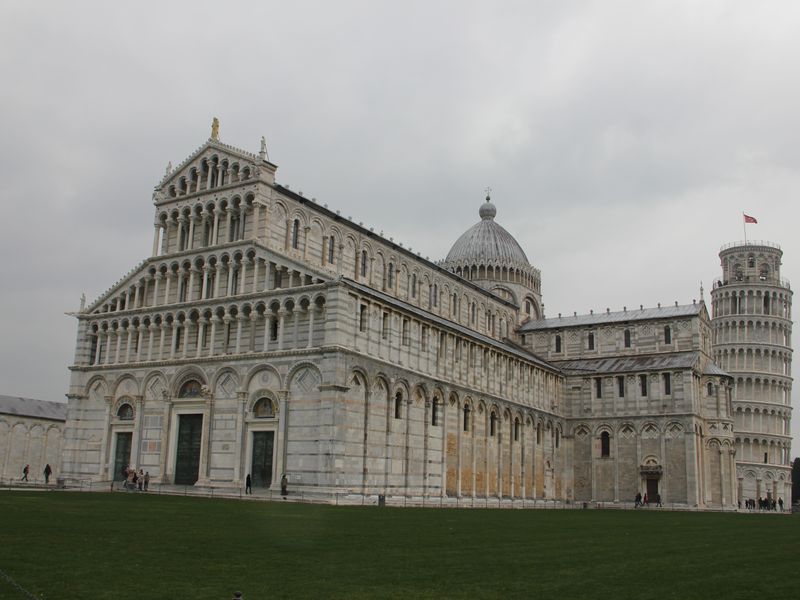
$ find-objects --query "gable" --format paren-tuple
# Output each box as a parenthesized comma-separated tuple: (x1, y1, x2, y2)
(156, 140, 276, 198)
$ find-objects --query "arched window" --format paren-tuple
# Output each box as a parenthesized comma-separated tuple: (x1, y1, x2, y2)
(600, 431, 610, 457)
(624, 329, 631, 348)
(203, 219, 212, 247)
(433, 284, 438, 307)
(555, 335, 562, 353)
(387, 263, 395, 289)
(760, 265, 769, 281)
(747, 254, 755, 268)
(707, 382, 715, 396)
(178, 379, 202, 398)
(588, 332, 595, 350)
(269, 317, 279, 341)
(555, 429, 560, 449)
(514, 418, 520, 442)
(327, 236, 335, 264)
(411, 274, 417, 298)
(117, 403, 134, 420)
(431, 398, 439, 427)
(734, 264, 743, 281)
(253, 397, 275, 418)
(229, 211, 241, 241)
(664, 325, 671, 344)
(536, 423, 542, 444)
(490, 412, 497, 437)
(463, 403, 471, 432)
(471, 303, 476, 324)
(291, 219, 300, 249)
(394, 392, 403, 419)
(360, 250, 368, 277)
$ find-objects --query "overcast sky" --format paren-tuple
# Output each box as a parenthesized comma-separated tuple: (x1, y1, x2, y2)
(2, 1, 799, 447)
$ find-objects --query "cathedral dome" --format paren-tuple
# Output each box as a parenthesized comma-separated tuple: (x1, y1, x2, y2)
(444, 197, 529, 266)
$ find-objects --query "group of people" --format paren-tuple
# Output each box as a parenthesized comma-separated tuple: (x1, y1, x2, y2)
(20, 464, 53, 484)
(121, 466, 150, 491)
(634, 492, 662, 507)
(244, 473, 288, 496)
(742, 497, 784, 511)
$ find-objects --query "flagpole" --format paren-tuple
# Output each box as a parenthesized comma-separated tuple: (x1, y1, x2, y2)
(743, 212, 747, 243)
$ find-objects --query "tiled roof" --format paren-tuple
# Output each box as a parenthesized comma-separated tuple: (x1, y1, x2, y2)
(0, 395, 68, 421)
(554, 351, 700, 375)
(520, 303, 702, 331)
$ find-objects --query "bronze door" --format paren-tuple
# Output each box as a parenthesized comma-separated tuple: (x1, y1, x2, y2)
(251, 431, 275, 488)
(175, 414, 203, 485)
(113, 432, 132, 481)
(646, 478, 659, 500)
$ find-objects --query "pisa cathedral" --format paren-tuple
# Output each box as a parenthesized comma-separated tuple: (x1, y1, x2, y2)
(62, 127, 793, 508)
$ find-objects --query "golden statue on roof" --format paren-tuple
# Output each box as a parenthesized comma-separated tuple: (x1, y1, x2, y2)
(211, 117, 219, 140)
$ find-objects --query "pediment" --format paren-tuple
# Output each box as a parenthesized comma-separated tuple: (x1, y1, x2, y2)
(156, 139, 276, 197)
(84, 258, 153, 315)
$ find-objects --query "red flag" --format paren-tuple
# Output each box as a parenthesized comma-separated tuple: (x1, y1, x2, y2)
(743, 214, 758, 224)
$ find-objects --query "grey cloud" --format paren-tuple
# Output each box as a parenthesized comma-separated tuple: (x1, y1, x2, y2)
(1, 0, 799, 443)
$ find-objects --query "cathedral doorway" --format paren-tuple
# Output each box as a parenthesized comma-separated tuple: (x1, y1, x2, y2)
(646, 478, 659, 499)
(174, 414, 203, 485)
(113, 432, 132, 480)
(251, 431, 275, 488)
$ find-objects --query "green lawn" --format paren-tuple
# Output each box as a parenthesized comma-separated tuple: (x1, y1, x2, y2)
(0, 492, 797, 599)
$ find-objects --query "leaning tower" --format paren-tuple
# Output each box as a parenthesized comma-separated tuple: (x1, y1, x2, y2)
(711, 241, 793, 505)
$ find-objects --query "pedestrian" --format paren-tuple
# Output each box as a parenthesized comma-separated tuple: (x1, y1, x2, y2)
(144, 471, 150, 492)
(245, 473, 252, 495)
(43, 464, 52, 485)
(21, 464, 29, 482)
(634, 492, 641, 508)
(281, 473, 288, 497)
(138, 469, 145, 491)
(643, 492, 649, 506)
(126, 466, 136, 491)
(778, 497, 784, 511)
(655, 493, 662, 507)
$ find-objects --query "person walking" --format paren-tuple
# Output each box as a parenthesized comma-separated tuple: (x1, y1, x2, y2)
(144, 471, 150, 492)
(21, 465, 29, 482)
(245, 474, 252, 495)
(43, 464, 52, 485)
(281, 473, 288, 497)
(655, 493, 662, 507)
(138, 469, 145, 491)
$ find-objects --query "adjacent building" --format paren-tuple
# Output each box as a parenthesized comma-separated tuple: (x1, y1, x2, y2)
(0, 395, 66, 482)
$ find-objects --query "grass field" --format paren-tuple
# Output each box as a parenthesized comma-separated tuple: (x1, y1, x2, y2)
(0, 491, 797, 599)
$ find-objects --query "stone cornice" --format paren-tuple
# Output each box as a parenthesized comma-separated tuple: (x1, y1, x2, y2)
(79, 283, 329, 324)
(154, 179, 265, 207)
(68, 344, 331, 372)
(79, 241, 334, 321)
